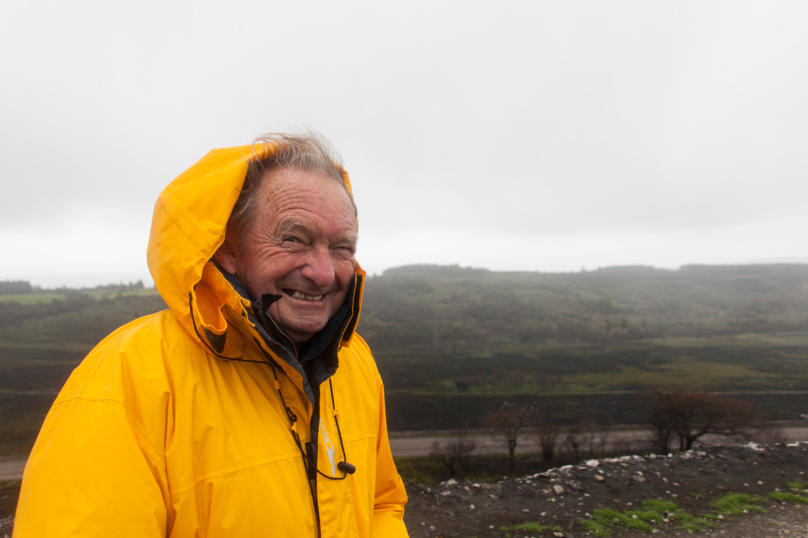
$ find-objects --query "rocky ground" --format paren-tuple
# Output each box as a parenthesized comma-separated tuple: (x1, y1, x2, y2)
(402, 442, 808, 537)
(2, 443, 806, 537)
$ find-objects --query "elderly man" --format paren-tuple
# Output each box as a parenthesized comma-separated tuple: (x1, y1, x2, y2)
(14, 132, 409, 537)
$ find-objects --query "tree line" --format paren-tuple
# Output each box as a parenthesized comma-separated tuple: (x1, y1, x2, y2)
(359, 264, 808, 352)
(431, 390, 772, 477)
(0, 281, 34, 295)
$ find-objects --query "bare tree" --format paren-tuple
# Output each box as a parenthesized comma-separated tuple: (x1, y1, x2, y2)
(563, 418, 610, 461)
(649, 389, 759, 453)
(430, 435, 477, 477)
(564, 422, 585, 461)
(483, 404, 533, 468)
(534, 421, 560, 463)
(571, 417, 611, 458)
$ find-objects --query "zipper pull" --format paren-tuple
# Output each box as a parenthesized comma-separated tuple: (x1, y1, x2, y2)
(305, 441, 316, 480)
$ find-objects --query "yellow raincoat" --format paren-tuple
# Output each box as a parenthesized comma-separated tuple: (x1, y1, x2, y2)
(13, 145, 408, 537)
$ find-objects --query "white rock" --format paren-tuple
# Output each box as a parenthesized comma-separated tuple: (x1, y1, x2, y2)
(553, 485, 565, 495)
(585, 459, 599, 468)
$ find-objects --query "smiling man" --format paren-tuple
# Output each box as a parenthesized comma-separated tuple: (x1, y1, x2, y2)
(215, 164, 359, 344)
(14, 132, 409, 537)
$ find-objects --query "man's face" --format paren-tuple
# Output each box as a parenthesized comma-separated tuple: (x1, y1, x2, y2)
(218, 167, 358, 343)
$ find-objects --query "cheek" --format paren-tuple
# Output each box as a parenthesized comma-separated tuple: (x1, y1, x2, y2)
(238, 253, 289, 292)
(334, 258, 357, 287)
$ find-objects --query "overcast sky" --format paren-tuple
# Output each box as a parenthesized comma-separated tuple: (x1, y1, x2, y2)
(1, 1, 806, 287)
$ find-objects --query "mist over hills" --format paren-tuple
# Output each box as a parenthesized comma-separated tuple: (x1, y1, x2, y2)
(2, 263, 806, 352)
(3, 263, 806, 352)
(359, 263, 808, 352)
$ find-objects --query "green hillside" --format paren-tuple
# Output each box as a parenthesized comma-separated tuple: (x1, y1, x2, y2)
(0, 264, 807, 453)
(359, 263, 808, 351)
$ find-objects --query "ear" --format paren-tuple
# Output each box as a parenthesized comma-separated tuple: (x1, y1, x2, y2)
(214, 235, 239, 274)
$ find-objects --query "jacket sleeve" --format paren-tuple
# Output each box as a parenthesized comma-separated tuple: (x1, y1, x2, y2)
(13, 396, 170, 537)
(371, 381, 409, 537)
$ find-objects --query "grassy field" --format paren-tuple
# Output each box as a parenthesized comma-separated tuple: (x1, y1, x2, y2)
(0, 287, 159, 304)
(375, 333, 808, 396)
(0, 293, 68, 305)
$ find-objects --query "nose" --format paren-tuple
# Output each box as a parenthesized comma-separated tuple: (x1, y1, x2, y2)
(301, 245, 336, 289)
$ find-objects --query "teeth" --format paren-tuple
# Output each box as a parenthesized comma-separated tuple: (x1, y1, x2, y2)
(291, 291, 323, 301)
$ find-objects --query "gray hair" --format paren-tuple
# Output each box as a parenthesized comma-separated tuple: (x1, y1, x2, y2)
(228, 130, 357, 250)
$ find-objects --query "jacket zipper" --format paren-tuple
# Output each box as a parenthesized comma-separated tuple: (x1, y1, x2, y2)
(258, 309, 323, 538)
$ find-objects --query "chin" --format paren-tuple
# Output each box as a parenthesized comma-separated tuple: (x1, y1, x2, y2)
(281, 315, 330, 341)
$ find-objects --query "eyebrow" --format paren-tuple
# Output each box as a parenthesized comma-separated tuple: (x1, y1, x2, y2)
(277, 219, 312, 237)
(334, 233, 359, 246)
(277, 219, 358, 245)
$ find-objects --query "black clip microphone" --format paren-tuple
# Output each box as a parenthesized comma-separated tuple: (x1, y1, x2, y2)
(338, 461, 356, 474)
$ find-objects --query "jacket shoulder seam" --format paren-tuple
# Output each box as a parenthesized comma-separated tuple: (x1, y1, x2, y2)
(51, 395, 168, 471)
(170, 451, 306, 496)
(64, 312, 167, 399)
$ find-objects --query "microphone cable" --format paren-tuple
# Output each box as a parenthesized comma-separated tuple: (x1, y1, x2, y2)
(269, 363, 356, 481)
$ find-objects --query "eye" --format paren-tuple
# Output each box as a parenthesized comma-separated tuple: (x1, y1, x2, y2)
(282, 236, 299, 243)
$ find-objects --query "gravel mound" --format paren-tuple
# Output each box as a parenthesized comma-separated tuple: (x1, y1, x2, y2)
(403, 442, 808, 537)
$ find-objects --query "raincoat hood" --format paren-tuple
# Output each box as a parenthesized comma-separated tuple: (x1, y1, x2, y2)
(146, 143, 365, 359)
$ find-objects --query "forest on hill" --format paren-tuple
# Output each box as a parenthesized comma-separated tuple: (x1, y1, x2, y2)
(358, 263, 808, 351)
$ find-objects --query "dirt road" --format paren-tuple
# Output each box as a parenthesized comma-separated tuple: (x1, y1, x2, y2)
(0, 459, 25, 481)
(389, 426, 808, 457)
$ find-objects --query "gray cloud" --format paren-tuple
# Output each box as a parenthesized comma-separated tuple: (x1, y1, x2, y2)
(1, 1, 806, 282)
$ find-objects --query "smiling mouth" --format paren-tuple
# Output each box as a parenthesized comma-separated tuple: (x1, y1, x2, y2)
(284, 290, 324, 301)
